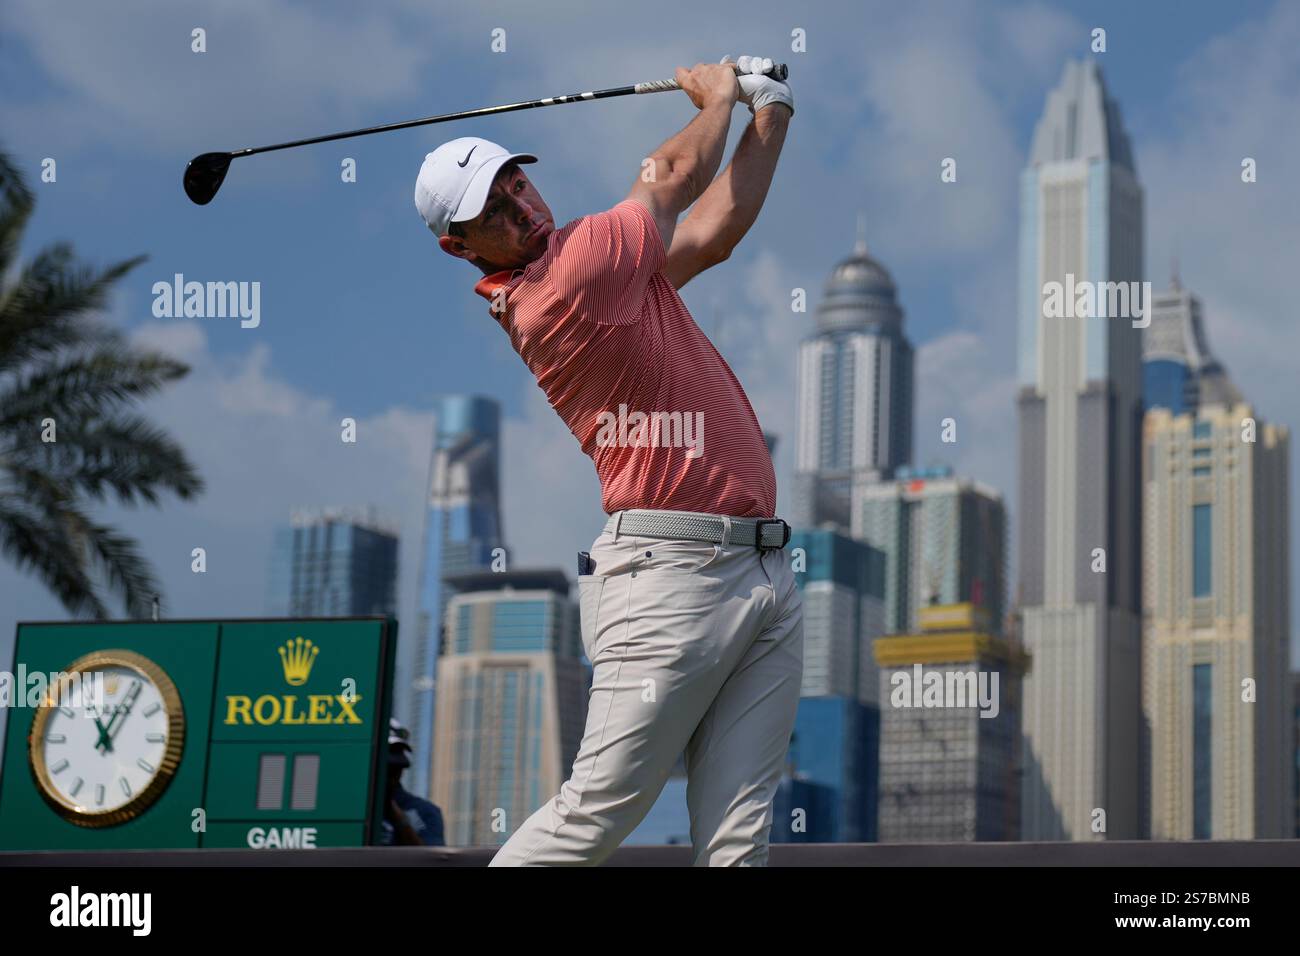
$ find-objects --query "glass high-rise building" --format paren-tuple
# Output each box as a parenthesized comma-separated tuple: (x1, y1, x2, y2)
(875, 603, 1027, 842)
(789, 528, 886, 704)
(1142, 273, 1241, 416)
(776, 696, 878, 843)
(854, 467, 1006, 637)
(401, 395, 507, 799)
(773, 528, 885, 843)
(793, 226, 914, 532)
(266, 506, 397, 617)
(1015, 59, 1144, 840)
(429, 569, 587, 847)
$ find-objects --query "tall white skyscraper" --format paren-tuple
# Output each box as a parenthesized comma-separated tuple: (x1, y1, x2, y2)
(1016, 60, 1144, 840)
(1142, 280, 1292, 839)
(1143, 403, 1291, 839)
(793, 222, 914, 532)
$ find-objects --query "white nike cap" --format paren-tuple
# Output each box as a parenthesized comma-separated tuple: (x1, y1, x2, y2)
(414, 137, 538, 238)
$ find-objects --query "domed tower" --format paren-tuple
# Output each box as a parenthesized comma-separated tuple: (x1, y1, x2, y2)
(792, 218, 914, 531)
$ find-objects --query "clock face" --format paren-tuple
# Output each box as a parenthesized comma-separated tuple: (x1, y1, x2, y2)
(29, 650, 185, 827)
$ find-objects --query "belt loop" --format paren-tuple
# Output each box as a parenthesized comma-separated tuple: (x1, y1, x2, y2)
(612, 510, 625, 541)
(720, 515, 732, 550)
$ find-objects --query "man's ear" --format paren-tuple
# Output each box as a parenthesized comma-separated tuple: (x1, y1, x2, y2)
(438, 234, 475, 262)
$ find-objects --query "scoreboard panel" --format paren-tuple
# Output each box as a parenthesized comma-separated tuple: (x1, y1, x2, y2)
(0, 617, 396, 851)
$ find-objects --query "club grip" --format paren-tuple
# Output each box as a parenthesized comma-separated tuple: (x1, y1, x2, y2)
(742, 61, 788, 82)
(635, 62, 789, 95)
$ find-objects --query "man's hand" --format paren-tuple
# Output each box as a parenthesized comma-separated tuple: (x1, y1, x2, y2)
(674, 62, 739, 112)
(723, 54, 794, 118)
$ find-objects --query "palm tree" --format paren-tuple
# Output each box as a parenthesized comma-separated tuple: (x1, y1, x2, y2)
(0, 150, 203, 618)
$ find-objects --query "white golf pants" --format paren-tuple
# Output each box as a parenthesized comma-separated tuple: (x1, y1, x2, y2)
(489, 516, 804, 866)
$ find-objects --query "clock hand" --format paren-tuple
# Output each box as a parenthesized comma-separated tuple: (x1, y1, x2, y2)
(105, 681, 142, 745)
(93, 717, 114, 752)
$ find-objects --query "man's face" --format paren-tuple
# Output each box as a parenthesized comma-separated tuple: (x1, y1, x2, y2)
(438, 163, 554, 272)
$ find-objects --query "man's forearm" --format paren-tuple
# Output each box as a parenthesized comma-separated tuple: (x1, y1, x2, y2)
(649, 101, 734, 207)
(679, 104, 790, 258)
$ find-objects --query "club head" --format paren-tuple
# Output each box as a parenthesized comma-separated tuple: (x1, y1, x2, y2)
(183, 152, 234, 205)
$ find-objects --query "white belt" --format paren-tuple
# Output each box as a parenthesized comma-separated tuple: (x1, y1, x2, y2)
(603, 509, 791, 551)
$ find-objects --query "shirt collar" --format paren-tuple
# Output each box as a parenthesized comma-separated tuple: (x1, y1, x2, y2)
(474, 268, 526, 301)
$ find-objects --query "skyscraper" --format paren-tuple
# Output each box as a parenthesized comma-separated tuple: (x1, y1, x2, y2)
(1143, 397, 1291, 839)
(401, 395, 507, 799)
(854, 467, 1006, 636)
(1016, 59, 1144, 840)
(429, 569, 587, 846)
(875, 603, 1027, 842)
(793, 223, 914, 532)
(779, 528, 885, 842)
(1142, 272, 1241, 415)
(266, 506, 397, 617)
(790, 528, 886, 703)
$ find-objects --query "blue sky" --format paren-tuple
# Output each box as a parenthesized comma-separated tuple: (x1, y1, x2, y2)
(2, 0, 1298, 722)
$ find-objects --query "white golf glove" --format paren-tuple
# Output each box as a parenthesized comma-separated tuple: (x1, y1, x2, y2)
(723, 54, 794, 118)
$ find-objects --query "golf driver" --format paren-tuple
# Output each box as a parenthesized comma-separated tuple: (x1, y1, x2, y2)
(183, 61, 789, 205)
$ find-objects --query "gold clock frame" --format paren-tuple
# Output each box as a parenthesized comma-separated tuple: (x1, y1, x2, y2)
(28, 649, 186, 828)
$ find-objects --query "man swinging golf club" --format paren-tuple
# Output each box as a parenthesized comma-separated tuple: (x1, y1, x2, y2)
(414, 55, 798, 867)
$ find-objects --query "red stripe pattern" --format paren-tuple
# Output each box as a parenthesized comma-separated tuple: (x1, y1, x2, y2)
(474, 198, 775, 517)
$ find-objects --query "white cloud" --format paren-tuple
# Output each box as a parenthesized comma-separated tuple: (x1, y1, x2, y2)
(1, 0, 427, 155)
(915, 330, 1018, 489)
(499, 382, 605, 565)
(0, 320, 435, 663)
(1140, 1, 1300, 427)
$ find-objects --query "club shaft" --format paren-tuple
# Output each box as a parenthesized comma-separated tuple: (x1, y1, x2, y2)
(234, 62, 787, 158)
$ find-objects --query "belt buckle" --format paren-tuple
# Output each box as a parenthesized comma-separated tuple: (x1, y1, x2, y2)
(754, 518, 790, 552)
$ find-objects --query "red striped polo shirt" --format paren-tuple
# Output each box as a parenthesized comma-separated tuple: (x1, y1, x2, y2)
(473, 198, 775, 518)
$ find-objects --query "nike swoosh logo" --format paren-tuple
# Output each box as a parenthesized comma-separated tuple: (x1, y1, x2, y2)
(457, 146, 478, 167)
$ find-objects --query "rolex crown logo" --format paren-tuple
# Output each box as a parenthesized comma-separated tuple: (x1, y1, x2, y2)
(279, 637, 319, 686)
(104, 674, 120, 696)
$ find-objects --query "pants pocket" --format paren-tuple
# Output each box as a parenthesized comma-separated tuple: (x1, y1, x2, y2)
(636, 538, 722, 575)
(578, 574, 607, 661)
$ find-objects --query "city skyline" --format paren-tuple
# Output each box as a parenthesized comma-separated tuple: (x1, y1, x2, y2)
(2, 2, 1297, 798)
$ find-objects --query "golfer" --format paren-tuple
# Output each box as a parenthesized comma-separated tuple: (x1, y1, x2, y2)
(414, 56, 799, 866)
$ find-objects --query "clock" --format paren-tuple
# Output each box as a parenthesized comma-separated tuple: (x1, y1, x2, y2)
(28, 649, 185, 827)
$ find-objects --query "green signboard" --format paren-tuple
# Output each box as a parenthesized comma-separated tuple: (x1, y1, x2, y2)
(0, 617, 396, 850)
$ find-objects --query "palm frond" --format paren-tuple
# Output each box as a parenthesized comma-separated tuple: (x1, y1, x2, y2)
(0, 248, 147, 372)
(59, 506, 161, 618)
(0, 152, 36, 280)
(6, 413, 205, 505)
(0, 494, 108, 618)
(0, 348, 190, 431)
